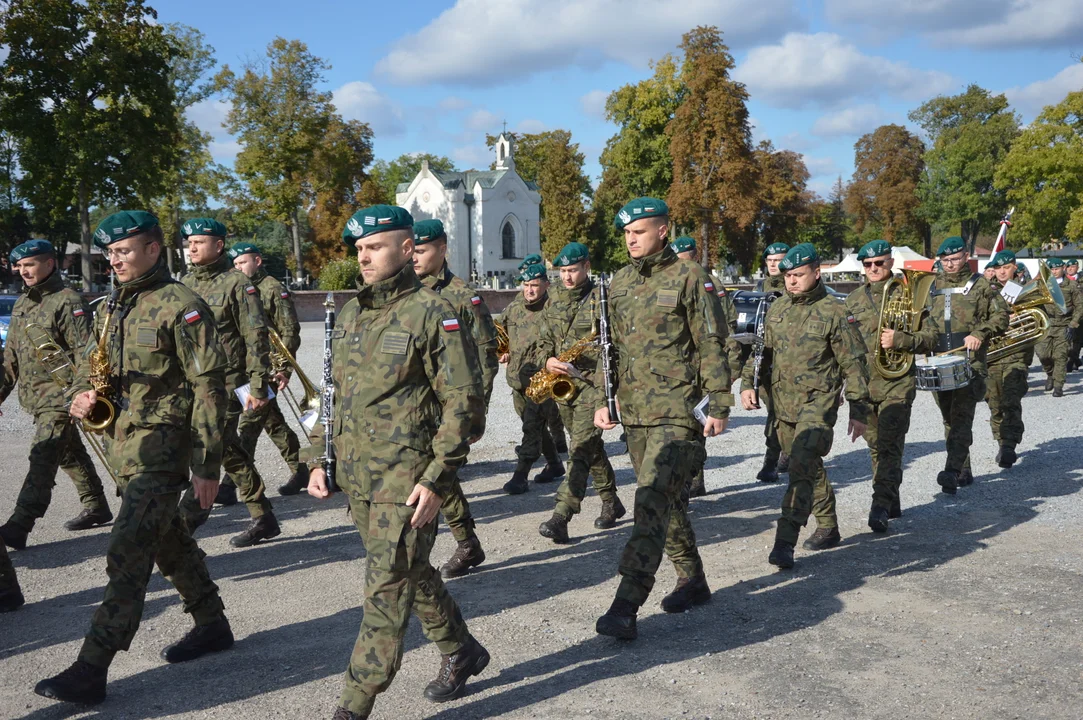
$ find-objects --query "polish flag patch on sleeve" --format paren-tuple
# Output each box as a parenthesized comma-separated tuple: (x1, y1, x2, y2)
(441, 318, 461, 332)
(280, 291, 290, 299)
(717, 288, 727, 298)
(246, 286, 257, 295)
(184, 310, 202, 324)
(704, 282, 715, 292)
(73, 308, 86, 317)
(470, 296, 482, 306)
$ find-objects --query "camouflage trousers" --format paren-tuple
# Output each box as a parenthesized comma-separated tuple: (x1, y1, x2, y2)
(615, 424, 705, 607)
(181, 396, 273, 527)
(864, 396, 913, 511)
(340, 494, 469, 716)
(933, 375, 987, 473)
(7, 411, 108, 532)
(553, 400, 617, 519)
(440, 477, 477, 543)
(775, 421, 836, 546)
(511, 390, 562, 466)
(0, 541, 16, 592)
(986, 357, 1028, 449)
(1036, 326, 1070, 389)
(79, 472, 225, 669)
(236, 396, 304, 476)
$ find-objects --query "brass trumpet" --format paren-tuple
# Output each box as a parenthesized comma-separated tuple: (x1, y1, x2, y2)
(874, 268, 937, 378)
(268, 328, 321, 431)
(83, 291, 120, 433)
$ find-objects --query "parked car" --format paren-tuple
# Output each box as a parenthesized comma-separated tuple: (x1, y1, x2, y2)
(0, 294, 17, 347)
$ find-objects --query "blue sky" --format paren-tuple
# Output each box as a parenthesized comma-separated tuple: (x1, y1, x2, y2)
(159, 0, 1083, 198)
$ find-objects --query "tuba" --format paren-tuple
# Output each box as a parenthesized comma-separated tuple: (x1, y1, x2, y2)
(986, 261, 1062, 363)
(83, 291, 120, 432)
(494, 321, 510, 355)
(874, 268, 938, 379)
(268, 328, 321, 431)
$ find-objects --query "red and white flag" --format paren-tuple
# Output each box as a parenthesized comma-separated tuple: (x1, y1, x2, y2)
(991, 207, 1015, 255)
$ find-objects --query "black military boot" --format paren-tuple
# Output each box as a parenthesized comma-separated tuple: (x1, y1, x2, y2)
(1053, 386, 1064, 397)
(1045, 376, 1055, 392)
(889, 498, 902, 519)
(503, 464, 530, 495)
(64, 506, 113, 531)
(756, 458, 779, 483)
(34, 660, 107, 704)
(332, 708, 368, 720)
(423, 636, 490, 702)
(997, 445, 1017, 469)
(161, 617, 234, 663)
(229, 513, 281, 548)
(278, 465, 310, 496)
(868, 506, 890, 533)
(0, 584, 25, 613)
(215, 483, 238, 506)
(937, 470, 958, 495)
(957, 468, 974, 487)
(596, 597, 638, 639)
(440, 537, 486, 578)
(802, 526, 841, 551)
(594, 496, 626, 529)
(538, 513, 570, 543)
(688, 473, 706, 498)
(0, 522, 28, 550)
(660, 574, 711, 613)
(533, 460, 566, 484)
(768, 540, 795, 569)
(777, 453, 791, 474)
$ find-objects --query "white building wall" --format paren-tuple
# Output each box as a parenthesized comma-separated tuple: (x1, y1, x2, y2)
(474, 173, 541, 281)
(397, 173, 472, 280)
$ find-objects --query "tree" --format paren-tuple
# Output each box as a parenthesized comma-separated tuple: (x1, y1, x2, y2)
(752, 140, 811, 254)
(0, 0, 180, 282)
(995, 90, 1083, 247)
(666, 26, 759, 272)
(909, 85, 1020, 253)
(844, 124, 926, 248)
(215, 37, 333, 282)
(369, 153, 457, 205)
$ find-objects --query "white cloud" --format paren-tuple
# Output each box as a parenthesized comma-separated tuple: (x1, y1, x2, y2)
(1004, 64, 1083, 119)
(209, 139, 241, 164)
(332, 81, 405, 138)
(464, 108, 502, 132)
(802, 154, 841, 177)
(516, 118, 547, 133)
(734, 32, 954, 109)
(811, 104, 894, 138)
(374, 0, 804, 86)
(439, 96, 471, 112)
(187, 99, 230, 136)
(451, 144, 492, 168)
(580, 89, 609, 120)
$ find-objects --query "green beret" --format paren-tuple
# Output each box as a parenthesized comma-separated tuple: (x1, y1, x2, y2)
(519, 263, 548, 282)
(857, 240, 892, 261)
(1046, 257, 1066, 268)
(93, 210, 160, 248)
(342, 205, 414, 245)
(936, 236, 966, 257)
(779, 242, 819, 271)
(181, 217, 228, 239)
(1067, 258, 1079, 266)
(987, 250, 1017, 268)
(614, 197, 668, 230)
(671, 236, 696, 254)
(413, 218, 446, 245)
(227, 242, 260, 260)
(518, 253, 543, 271)
(762, 242, 790, 260)
(552, 242, 590, 267)
(9, 239, 55, 264)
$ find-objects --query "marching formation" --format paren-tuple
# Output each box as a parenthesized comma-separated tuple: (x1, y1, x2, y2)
(0, 196, 1076, 719)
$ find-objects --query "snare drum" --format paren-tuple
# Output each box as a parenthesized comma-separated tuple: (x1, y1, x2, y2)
(914, 354, 972, 391)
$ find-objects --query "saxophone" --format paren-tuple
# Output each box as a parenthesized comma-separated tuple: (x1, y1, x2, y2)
(526, 294, 599, 406)
(83, 290, 121, 433)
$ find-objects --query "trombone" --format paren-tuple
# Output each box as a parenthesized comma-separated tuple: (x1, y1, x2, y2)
(267, 328, 321, 432)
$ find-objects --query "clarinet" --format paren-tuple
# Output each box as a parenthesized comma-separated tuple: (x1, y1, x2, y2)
(598, 273, 619, 421)
(751, 298, 767, 407)
(321, 292, 338, 493)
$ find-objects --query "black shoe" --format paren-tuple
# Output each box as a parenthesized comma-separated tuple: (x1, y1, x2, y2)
(596, 598, 638, 639)
(214, 484, 238, 506)
(889, 498, 902, 519)
(997, 446, 1017, 469)
(0, 585, 25, 613)
(533, 462, 565, 484)
(802, 526, 841, 551)
(229, 513, 281, 548)
(440, 537, 486, 578)
(777, 453, 790, 473)
(594, 496, 626, 529)
(660, 574, 711, 613)
(868, 506, 890, 533)
(1053, 387, 1064, 397)
(768, 540, 794, 569)
(0, 522, 28, 550)
(937, 470, 958, 495)
(34, 660, 107, 704)
(756, 462, 779, 483)
(503, 468, 530, 495)
(538, 513, 570, 543)
(64, 506, 113, 531)
(332, 708, 368, 720)
(958, 468, 974, 487)
(278, 465, 310, 496)
(423, 636, 490, 703)
(1045, 377, 1055, 392)
(161, 618, 234, 663)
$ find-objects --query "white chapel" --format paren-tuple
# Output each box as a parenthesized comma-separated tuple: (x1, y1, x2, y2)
(396, 133, 542, 284)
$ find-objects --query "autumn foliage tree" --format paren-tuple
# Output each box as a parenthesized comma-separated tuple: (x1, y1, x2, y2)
(751, 141, 811, 253)
(845, 124, 926, 247)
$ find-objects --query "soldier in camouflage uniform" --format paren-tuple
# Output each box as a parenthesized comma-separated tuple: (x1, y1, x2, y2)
(845, 241, 937, 533)
(1067, 259, 1083, 371)
(410, 219, 499, 578)
(229, 242, 309, 495)
(0, 337, 24, 612)
(741, 243, 870, 569)
(752, 242, 789, 482)
(304, 205, 489, 720)
(0, 240, 111, 552)
(594, 198, 732, 640)
(928, 237, 1010, 493)
(177, 218, 282, 547)
(536, 242, 624, 542)
(1036, 257, 1082, 397)
(985, 250, 1029, 468)
(502, 263, 566, 494)
(35, 211, 233, 706)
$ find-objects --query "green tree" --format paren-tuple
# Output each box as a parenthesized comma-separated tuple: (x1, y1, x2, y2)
(752, 140, 811, 255)
(369, 153, 457, 205)
(844, 124, 926, 248)
(318, 258, 359, 290)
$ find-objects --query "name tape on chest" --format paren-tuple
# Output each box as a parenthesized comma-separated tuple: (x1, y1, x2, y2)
(441, 318, 461, 332)
(184, 310, 202, 325)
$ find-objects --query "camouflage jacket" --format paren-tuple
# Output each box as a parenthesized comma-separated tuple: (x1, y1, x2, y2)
(743, 280, 870, 425)
(1046, 276, 1083, 329)
(607, 246, 733, 428)
(845, 278, 938, 403)
(755, 274, 786, 293)
(988, 278, 1030, 368)
(300, 264, 484, 502)
(714, 285, 744, 379)
(70, 261, 228, 479)
(503, 290, 552, 393)
(420, 263, 499, 401)
(183, 253, 272, 397)
(0, 271, 93, 416)
(251, 268, 300, 355)
(928, 268, 1010, 377)
(539, 279, 601, 406)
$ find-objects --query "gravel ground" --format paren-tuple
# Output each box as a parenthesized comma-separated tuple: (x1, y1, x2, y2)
(2, 321, 1082, 719)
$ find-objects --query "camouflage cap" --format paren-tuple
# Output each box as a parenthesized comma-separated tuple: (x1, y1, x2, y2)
(519, 263, 548, 282)
(1046, 257, 1066, 268)
(762, 242, 790, 259)
(552, 241, 590, 267)
(987, 249, 1017, 268)
(342, 205, 414, 245)
(9, 239, 55, 264)
(227, 242, 260, 260)
(779, 242, 819, 271)
(413, 218, 446, 245)
(936, 236, 966, 256)
(181, 217, 228, 239)
(671, 236, 696, 254)
(614, 197, 668, 230)
(857, 239, 892, 260)
(518, 253, 543, 271)
(94, 211, 160, 248)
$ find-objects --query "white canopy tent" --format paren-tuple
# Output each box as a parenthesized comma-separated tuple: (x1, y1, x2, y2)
(822, 247, 929, 276)
(820, 253, 862, 275)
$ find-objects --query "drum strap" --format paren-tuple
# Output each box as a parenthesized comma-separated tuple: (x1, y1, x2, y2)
(933, 274, 980, 352)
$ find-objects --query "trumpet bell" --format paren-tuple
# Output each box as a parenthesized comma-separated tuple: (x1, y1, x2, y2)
(82, 397, 116, 433)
